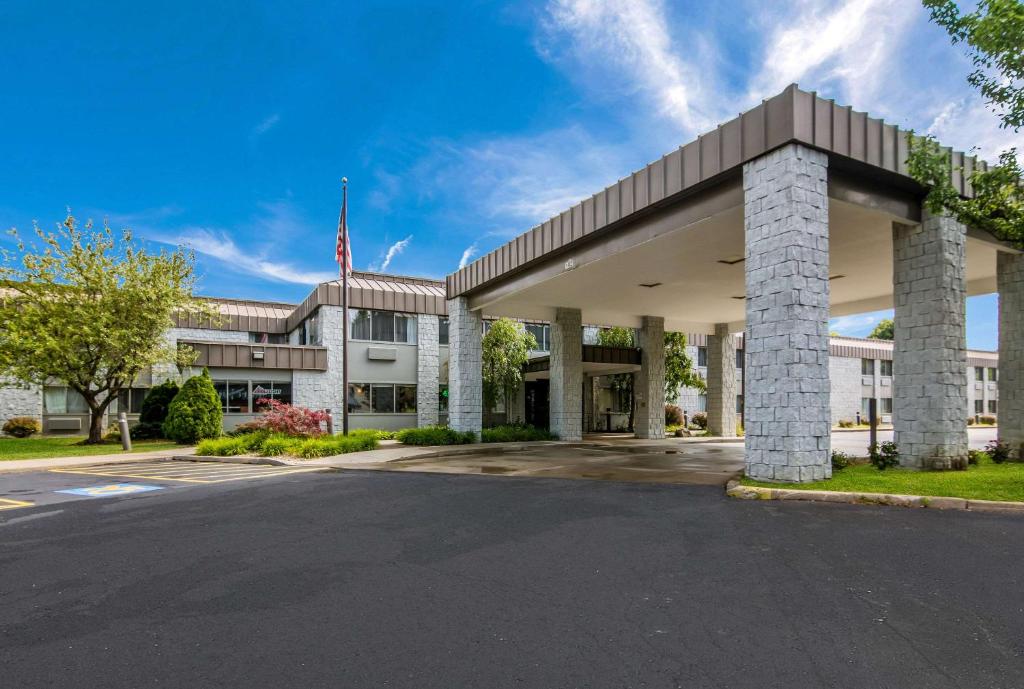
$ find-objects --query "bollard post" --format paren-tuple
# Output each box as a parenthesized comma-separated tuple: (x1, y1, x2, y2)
(868, 398, 878, 455)
(118, 411, 132, 451)
(325, 409, 334, 435)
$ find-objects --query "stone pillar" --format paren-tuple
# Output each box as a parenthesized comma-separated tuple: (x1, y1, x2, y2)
(743, 143, 831, 482)
(0, 379, 43, 431)
(591, 376, 602, 432)
(706, 323, 737, 438)
(998, 252, 1024, 457)
(447, 297, 482, 438)
(892, 211, 968, 469)
(293, 306, 346, 427)
(550, 307, 583, 440)
(416, 314, 440, 427)
(635, 316, 666, 439)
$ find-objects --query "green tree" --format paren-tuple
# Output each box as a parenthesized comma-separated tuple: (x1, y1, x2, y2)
(597, 326, 636, 431)
(162, 369, 223, 443)
(924, 0, 1024, 130)
(868, 318, 895, 340)
(133, 379, 180, 439)
(481, 318, 537, 422)
(0, 213, 207, 443)
(907, 1, 1024, 249)
(664, 332, 705, 403)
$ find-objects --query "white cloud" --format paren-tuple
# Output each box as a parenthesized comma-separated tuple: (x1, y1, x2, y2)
(458, 243, 477, 269)
(252, 113, 281, 137)
(376, 235, 412, 272)
(172, 228, 337, 285)
(829, 310, 893, 336)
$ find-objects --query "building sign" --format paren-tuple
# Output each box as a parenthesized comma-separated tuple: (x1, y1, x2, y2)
(252, 385, 283, 396)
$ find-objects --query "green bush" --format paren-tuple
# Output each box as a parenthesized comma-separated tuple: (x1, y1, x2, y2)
(162, 369, 223, 444)
(195, 436, 249, 456)
(967, 449, 988, 466)
(869, 441, 900, 470)
(967, 417, 976, 426)
(664, 405, 683, 427)
(691, 412, 708, 430)
(397, 425, 475, 446)
(481, 424, 556, 443)
(986, 439, 1013, 464)
(260, 435, 298, 456)
(294, 434, 378, 459)
(979, 415, 997, 426)
(140, 380, 179, 424)
(837, 419, 854, 429)
(347, 428, 397, 441)
(831, 450, 852, 470)
(2, 416, 41, 438)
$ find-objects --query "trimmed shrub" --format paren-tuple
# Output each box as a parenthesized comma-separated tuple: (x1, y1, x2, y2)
(979, 415, 997, 426)
(967, 449, 988, 466)
(967, 416, 976, 426)
(245, 399, 329, 436)
(481, 424, 556, 443)
(691, 412, 708, 430)
(986, 439, 1013, 464)
(869, 441, 900, 470)
(260, 436, 298, 456)
(162, 369, 223, 444)
(131, 380, 180, 439)
(347, 428, 397, 441)
(831, 450, 852, 470)
(837, 419, 854, 429)
(664, 405, 683, 427)
(397, 425, 475, 446)
(3, 416, 41, 438)
(294, 434, 377, 459)
(195, 436, 249, 456)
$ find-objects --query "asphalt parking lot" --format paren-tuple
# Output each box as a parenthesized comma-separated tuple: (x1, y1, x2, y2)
(2, 466, 1023, 688)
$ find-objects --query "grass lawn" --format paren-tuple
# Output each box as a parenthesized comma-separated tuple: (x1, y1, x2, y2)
(741, 456, 1024, 502)
(0, 437, 182, 461)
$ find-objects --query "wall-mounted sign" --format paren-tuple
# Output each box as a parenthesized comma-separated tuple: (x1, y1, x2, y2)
(564, 258, 576, 271)
(252, 385, 283, 396)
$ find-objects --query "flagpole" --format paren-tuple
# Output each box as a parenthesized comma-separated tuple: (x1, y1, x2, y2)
(341, 177, 350, 436)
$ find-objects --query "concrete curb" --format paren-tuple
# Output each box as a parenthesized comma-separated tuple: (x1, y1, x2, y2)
(725, 479, 1024, 513)
(170, 454, 292, 467)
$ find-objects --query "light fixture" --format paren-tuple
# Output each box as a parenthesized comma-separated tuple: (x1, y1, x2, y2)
(638, 282, 662, 288)
(717, 256, 745, 265)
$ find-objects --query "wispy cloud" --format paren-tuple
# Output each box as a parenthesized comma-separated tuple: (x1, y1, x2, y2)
(830, 310, 893, 336)
(373, 235, 412, 272)
(172, 228, 336, 285)
(252, 113, 281, 137)
(458, 243, 477, 269)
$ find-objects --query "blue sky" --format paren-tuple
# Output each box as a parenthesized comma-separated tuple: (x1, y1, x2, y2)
(2, 0, 1019, 350)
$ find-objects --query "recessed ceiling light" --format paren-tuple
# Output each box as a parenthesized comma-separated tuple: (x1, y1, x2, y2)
(717, 257, 745, 265)
(638, 282, 662, 288)
(731, 295, 746, 300)
(829, 274, 846, 280)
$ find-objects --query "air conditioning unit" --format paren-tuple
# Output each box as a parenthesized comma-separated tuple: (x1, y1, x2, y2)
(252, 350, 265, 361)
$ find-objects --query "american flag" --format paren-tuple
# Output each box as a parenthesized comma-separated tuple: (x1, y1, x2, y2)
(336, 181, 353, 276)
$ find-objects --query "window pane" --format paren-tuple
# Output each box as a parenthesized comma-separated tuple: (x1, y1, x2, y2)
(214, 381, 228, 412)
(252, 382, 289, 411)
(226, 382, 249, 413)
(881, 397, 893, 414)
(396, 385, 417, 413)
(130, 388, 147, 414)
(976, 367, 984, 381)
(736, 349, 745, 370)
(306, 313, 321, 346)
(697, 347, 707, 368)
(861, 397, 872, 417)
(989, 367, 998, 381)
(395, 314, 417, 344)
(67, 389, 89, 413)
(350, 309, 372, 340)
(44, 386, 67, 414)
(372, 311, 395, 342)
(975, 399, 984, 413)
(696, 393, 707, 412)
(438, 318, 449, 345)
(989, 400, 998, 414)
(372, 384, 395, 413)
(348, 383, 371, 414)
(862, 359, 874, 375)
(439, 384, 449, 413)
(880, 360, 892, 377)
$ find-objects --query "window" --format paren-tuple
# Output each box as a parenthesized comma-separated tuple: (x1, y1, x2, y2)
(43, 386, 67, 414)
(371, 384, 395, 413)
(251, 382, 291, 411)
(861, 358, 875, 376)
(975, 399, 984, 414)
(976, 367, 985, 382)
(525, 323, 550, 352)
(880, 397, 893, 414)
(736, 394, 744, 415)
(988, 367, 998, 382)
(439, 317, 449, 345)
(348, 383, 371, 414)
(299, 312, 322, 346)
(879, 360, 892, 377)
(396, 385, 417, 413)
(116, 387, 149, 414)
(989, 400, 998, 414)
(736, 348, 745, 370)
(861, 397, 872, 418)
(213, 381, 251, 414)
(249, 332, 287, 344)
(697, 346, 708, 368)
(439, 384, 449, 413)
(350, 309, 417, 344)
(696, 393, 708, 412)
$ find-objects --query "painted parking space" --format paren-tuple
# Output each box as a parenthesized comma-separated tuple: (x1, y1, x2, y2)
(55, 484, 164, 497)
(0, 497, 35, 511)
(49, 460, 325, 484)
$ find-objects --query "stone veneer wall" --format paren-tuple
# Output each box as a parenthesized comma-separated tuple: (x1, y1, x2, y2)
(998, 252, 1024, 455)
(893, 212, 968, 468)
(550, 307, 583, 441)
(447, 297, 482, 436)
(706, 323, 737, 437)
(0, 378, 43, 432)
(416, 314, 440, 427)
(292, 306, 345, 423)
(829, 356, 863, 427)
(634, 316, 665, 439)
(743, 143, 831, 482)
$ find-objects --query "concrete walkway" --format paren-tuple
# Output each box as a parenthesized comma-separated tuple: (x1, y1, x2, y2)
(0, 446, 196, 474)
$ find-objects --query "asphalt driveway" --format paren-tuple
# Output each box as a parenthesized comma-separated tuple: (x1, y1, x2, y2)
(2, 469, 1022, 688)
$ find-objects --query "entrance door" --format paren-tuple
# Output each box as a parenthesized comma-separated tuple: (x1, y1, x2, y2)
(524, 380, 549, 429)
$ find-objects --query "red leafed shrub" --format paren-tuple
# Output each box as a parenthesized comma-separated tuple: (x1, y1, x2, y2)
(249, 399, 329, 436)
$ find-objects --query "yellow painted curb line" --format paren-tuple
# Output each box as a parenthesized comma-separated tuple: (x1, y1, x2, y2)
(725, 480, 1024, 513)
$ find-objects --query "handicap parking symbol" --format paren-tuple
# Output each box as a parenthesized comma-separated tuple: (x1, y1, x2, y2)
(56, 484, 165, 497)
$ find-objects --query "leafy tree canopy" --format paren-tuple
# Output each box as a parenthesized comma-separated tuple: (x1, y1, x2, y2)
(0, 213, 210, 442)
(664, 332, 705, 403)
(868, 318, 895, 340)
(481, 318, 537, 417)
